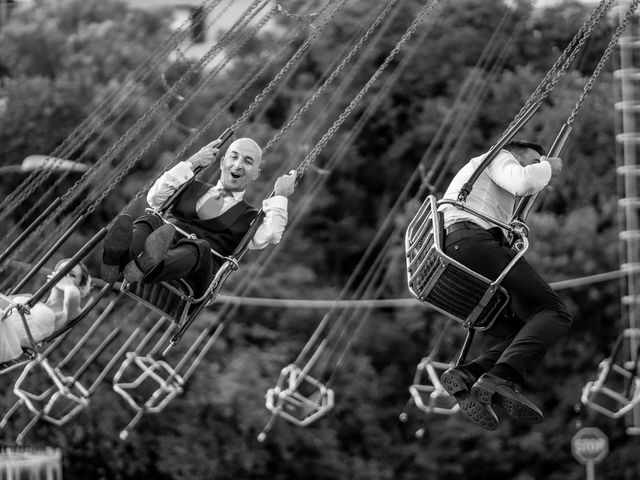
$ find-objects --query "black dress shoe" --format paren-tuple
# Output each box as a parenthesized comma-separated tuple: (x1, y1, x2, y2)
(101, 214, 133, 283)
(123, 224, 176, 283)
(471, 373, 543, 424)
(440, 366, 499, 430)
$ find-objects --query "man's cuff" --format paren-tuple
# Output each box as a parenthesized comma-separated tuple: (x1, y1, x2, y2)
(262, 195, 288, 210)
(168, 161, 195, 182)
(538, 160, 553, 182)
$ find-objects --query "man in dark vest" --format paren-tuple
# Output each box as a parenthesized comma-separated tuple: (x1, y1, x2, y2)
(100, 137, 296, 296)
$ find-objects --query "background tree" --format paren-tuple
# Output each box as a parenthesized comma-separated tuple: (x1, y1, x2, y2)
(1, 0, 638, 479)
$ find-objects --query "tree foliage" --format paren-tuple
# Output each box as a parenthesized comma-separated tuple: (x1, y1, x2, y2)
(1, 0, 639, 479)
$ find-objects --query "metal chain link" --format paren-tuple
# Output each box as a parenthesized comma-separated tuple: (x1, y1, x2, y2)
(261, 1, 402, 161)
(79, 8, 278, 219)
(275, 2, 320, 23)
(567, 0, 640, 125)
(117, 4, 331, 215)
(0, 0, 231, 236)
(262, 0, 400, 152)
(58, 1, 270, 210)
(5, 0, 266, 242)
(230, 0, 349, 130)
(297, 0, 440, 178)
(0, 0, 227, 219)
(2, 0, 274, 261)
(506, 0, 614, 131)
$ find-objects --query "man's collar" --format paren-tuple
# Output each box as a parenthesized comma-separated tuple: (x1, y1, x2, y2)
(215, 180, 244, 201)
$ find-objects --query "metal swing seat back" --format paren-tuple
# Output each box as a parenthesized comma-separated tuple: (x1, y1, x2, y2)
(112, 352, 184, 412)
(112, 351, 185, 440)
(121, 275, 195, 326)
(408, 356, 459, 415)
(581, 328, 640, 420)
(405, 195, 529, 330)
(264, 363, 335, 427)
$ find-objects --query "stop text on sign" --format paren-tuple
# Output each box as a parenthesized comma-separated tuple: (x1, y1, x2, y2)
(574, 438, 607, 457)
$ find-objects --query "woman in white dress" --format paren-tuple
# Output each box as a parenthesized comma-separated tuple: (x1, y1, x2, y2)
(0, 259, 92, 363)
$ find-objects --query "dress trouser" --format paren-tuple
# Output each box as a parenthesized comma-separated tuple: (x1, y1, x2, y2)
(442, 223, 572, 379)
(130, 214, 215, 296)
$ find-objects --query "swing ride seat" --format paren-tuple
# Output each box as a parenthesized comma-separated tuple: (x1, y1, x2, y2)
(112, 352, 184, 414)
(264, 364, 335, 427)
(112, 353, 185, 441)
(42, 382, 90, 426)
(581, 328, 640, 419)
(12, 356, 89, 425)
(12, 357, 73, 411)
(121, 278, 195, 326)
(119, 209, 239, 327)
(405, 195, 528, 331)
(408, 357, 458, 416)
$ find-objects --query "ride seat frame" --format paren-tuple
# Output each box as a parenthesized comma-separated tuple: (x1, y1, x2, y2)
(112, 352, 184, 439)
(408, 357, 458, 416)
(405, 195, 529, 331)
(264, 363, 335, 428)
(120, 210, 240, 328)
(581, 328, 640, 420)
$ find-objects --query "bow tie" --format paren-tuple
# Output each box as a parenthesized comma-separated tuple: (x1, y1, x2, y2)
(215, 187, 233, 199)
(197, 188, 234, 220)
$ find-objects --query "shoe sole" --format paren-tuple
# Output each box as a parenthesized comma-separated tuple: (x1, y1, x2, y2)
(101, 215, 133, 283)
(471, 384, 543, 424)
(441, 370, 498, 430)
(123, 224, 175, 283)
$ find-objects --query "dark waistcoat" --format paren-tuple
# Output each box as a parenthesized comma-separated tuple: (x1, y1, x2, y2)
(167, 180, 257, 256)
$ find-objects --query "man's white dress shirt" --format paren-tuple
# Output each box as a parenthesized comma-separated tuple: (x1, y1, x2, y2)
(147, 162, 288, 249)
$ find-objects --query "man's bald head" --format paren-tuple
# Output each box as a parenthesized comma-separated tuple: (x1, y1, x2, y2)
(226, 138, 262, 164)
(220, 137, 263, 191)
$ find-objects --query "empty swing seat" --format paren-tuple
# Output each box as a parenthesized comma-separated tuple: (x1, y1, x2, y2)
(112, 352, 183, 412)
(43, 383, 90, 426)
(409, 357, 458, 415)
(405, 195, 523, 330)
(581, 328, 640, 419)
(265, 364, 334, 427)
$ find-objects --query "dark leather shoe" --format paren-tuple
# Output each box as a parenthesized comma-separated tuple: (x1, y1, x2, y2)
(471, 373, 543, 424)
(123, 224, 175, 283)
(441, 366, 499, 430)
(101, 214, 133, 283)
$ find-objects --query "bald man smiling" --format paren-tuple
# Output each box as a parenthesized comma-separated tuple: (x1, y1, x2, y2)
(100, 137, 296, 296)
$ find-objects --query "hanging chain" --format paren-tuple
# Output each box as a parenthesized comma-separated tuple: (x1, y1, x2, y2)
(263, 0, 401, 152)
(0, 0, 226, 219)
(507, 0, 615, 131)
(63, 1, 270, 209)
(275, 2, 320, 24)
(5, 0, 270, 254)
(79, 9, 278, 218)
(568, 0, 640, 125)
(297, 0, 440, 178)
(115, 1, 334, 218)
(0, 0, 235, 230)
(230, 0, 349, 130)
(3, 0, 275, 259)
